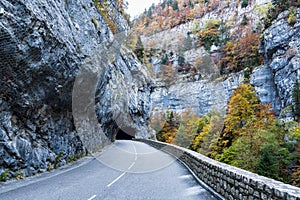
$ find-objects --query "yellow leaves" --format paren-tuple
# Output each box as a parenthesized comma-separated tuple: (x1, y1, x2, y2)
(291, 125, 300, 141)
(223, 84, 260, 138)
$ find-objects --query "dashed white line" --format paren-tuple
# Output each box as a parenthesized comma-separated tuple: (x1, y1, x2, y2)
(107, 172, 126, 187)
(106, 142, 139, 188)
(128, 162, 135, 170)
(87, 194, 97, 200)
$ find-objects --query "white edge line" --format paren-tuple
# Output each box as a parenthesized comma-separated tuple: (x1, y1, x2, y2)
(87, 194, 97, 200)
(107, 172, 126, 187)
(132, 143, 137, 161)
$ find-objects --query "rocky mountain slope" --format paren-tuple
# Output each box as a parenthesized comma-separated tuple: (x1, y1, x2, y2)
(139, 0, 299, 119)
(0, 0, 153, 179)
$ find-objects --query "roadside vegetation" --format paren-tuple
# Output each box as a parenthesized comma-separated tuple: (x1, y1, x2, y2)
(153, 82, 300, 187)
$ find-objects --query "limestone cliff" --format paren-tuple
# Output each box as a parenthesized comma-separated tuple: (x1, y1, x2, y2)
(0, 0, 153, 178)
(146, 2, 299, 118)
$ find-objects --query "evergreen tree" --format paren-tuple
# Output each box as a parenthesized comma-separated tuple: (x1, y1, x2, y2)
(183, 34, 193, 51)
(241, 14, 248, 25)
(188, 0, 194, 8)
(161, 54, 168, 65)
(172, 0, 179, 10)
(241, 0, 248, 8)
(161, 0, 166, 9)
(134, 36, 144, 60)
(178, 49, 185, 66)
(167, 0, 173, 6)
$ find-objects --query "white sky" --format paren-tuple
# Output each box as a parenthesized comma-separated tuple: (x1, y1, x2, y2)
(126, 0, 161, 18)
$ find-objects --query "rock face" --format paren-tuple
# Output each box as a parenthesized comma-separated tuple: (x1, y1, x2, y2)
(260, 9, 300, 113)
(0, 0, 153, 178)
(151, 73, 243, 116)
(151, 8, 300, 118)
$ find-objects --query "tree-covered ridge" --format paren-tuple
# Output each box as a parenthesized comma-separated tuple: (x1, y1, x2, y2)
(134, 0, 253, 35)
(153, 83, 300, 187)
(132, 0, 300, 82)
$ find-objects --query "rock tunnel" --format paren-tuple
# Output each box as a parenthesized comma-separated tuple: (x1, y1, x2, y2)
(116, 128, 134, 140)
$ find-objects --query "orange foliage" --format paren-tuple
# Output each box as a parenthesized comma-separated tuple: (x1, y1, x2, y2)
(220, 32, 263, 73)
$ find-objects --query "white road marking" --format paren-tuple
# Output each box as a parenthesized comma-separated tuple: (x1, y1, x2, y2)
(128, 162, 135, 170)
(107, 142, 139, 187)
(132, 143, 138, 161)
(107, 172, 126, 187)
(87, 194, 97, 200)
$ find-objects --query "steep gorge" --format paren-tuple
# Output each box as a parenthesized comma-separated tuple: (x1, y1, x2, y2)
(0, 0, 299, 182)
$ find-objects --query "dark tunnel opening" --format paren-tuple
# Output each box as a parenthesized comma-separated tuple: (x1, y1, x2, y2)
(116, 129, 134, 140)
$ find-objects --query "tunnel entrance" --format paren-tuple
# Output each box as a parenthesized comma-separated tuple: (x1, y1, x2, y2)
(116, 129, 134, 140)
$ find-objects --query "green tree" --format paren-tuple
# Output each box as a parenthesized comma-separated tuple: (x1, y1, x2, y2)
(134, 36, 144, 60)
(241, 14, 248, 25)
(183, 33, 193, 51)
(257, 142, 292, 182)
(241, 0, 248, 8)
(177, 48, 185, 66)
(188, 0, 194, 8)
(161, 53, 168, 65)
(172, 0, 179, 10)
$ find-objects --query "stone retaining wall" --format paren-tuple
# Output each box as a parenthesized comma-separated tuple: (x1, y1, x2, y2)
(135, 139, 300, 200)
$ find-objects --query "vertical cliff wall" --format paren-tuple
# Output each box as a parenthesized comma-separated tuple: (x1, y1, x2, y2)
(0, 0, 153, 178)
(260, 9, 300, 115)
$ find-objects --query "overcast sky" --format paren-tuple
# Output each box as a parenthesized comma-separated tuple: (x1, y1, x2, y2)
(126, 0, 160, 18)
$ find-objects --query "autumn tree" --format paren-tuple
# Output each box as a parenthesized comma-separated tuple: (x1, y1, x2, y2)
(220, 32, 262, 74)
(190, 110, 224, 158)
(156, 110, 179, 143)
(219, 83, 260, 148)
(174, 109, 199, 147)
(197, 19, 221, 51)
(215, 84, 294, 181)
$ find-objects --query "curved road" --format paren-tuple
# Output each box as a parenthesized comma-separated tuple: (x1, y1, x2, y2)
(0, 140, 216, 200)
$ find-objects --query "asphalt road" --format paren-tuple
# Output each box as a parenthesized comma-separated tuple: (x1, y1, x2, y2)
(0, 140, 217, 200)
